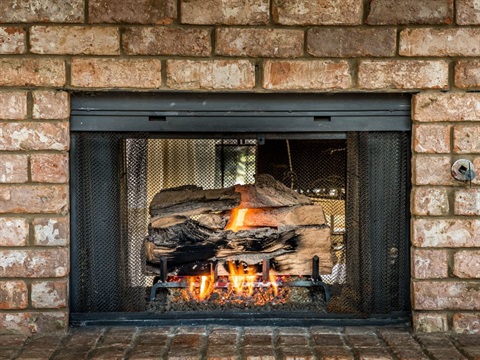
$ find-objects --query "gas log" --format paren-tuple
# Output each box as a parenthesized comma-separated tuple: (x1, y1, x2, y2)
(145, 174, 333, 276)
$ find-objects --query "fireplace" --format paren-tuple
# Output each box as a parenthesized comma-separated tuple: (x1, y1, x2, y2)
(70, 93, 411, 326)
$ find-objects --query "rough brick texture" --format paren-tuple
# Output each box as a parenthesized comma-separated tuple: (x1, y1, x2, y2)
(0, 249, 68, 277)
(413, 313, 449, 332)
(307, 28, 396, 57)
(413, 219, 480, 247)
(181, 0, 269, 25)
(272, 0, 363, 25)
(454, 126, 480, 154)
(0, 59, 65, 87)
(454, 251, 480, 278)
(30, 26, 119, 55)
(0, 281, 27, 310)
(414, 125, 450, 153)
(0, 312, 68, 336)
(0, 185, 68, 214)
(33, 218, 69, 246)
(0, 0, 84, 23)
(31, 154, 68, 183)
(367, 0, 453, 25)
(0, 27, 26, 54)
(89, 0, 177, 24)
(414, 281, 480, 310)
(31, 281, 67, 308)
(414, 93, 480, 122)
(0, 92, 27, 120)
(263, 60, 351, 90)
(216, 28, 303, 58)
(167, 60, 255, 90)
(0, 218, 28, 246)
(453, 313, 480, 334)
(0, 155, 28, 183)
(123, 27, 211, 56)
(412, 249, 448, 279)
(32, 91, 69, 120)
(71, 59, 162, 88)
(457, 0, 480, 25)
(358, 60, 449, 90)
(412, 188, 449, 216)
(455, 60, 480, 89)
(414, 156, 453, 185)
(0, 122, 69, 151)
(455, 189, 480, 215)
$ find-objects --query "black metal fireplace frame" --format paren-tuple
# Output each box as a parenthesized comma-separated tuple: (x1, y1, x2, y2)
(69, 92, 411, 327)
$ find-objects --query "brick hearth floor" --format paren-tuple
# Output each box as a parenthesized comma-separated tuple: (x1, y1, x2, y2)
(1, 326, 480, 359)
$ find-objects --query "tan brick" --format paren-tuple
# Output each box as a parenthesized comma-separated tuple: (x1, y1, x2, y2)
(33, 218, 69, 246)
(71, 58, 162, 89)
(31, 281, 67, 308)
(455, 60, 480, 89)
(413, 156, 453, 185)
(413, 92, 480, 122)
(0, 59, 65, 87)
(167, 60, 255, 90)
(367, 0, 453, 25)
(0, 0, 84, 23)
(0, 249, 68, 277)
(412, 188, 449, 216)
(0, 27, 26, 54)
(216, 28, 303, 58)
(414, 281, 480, 310)
(414, 124, 450, 154)
(0, 218, 28, 246)
(272, 0, 363, 25)
(454, 126, 480, 154)
(123, 27, 211, 56)
(473, 157, 480, 185)
(455, 189, 480, 215)
(31, 154, 68, 183)
(32, 91, 69, 120)
(454, 250, 480, 278)
(307, 28, 396, 58)
(0, 312, 68, 336)
(89, 0, 176, 24)
(413, 312, 449, 332)
(412, 249, 449, 279)
(181, 0, 268, 25)
(453, 313, 480, 334)
(0, 92, 27, 120)
(263, 60, 352, 90)
(400, 28, 480, 57)
(358, 60, 448, 90)
(0, 185, 68, 214)
(0, 155, 28, 183)
(412, 219, 480, 247)
(457, 0, 480, 24)
(0, 281, 27, 309)
(30, 26, 119, 55)
(0, 122, 69, 151)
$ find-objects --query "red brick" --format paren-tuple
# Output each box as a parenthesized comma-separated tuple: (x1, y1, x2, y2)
(455, 189, 480, 215)
(167, 60, 255, 90)
(32, 91, 70, 120)
(0, 249, 68, 277)
(412, 219, 480, 247)
(0, 312, 67, 336)
(413, 93, 480, 122)
(272, 0, 363, 25)
(454, 125, 480, 154)
(413, 156, 453, 185)
(400, 28, 480, 57)
(356, 348, 393, 360)
(206, 345, 237, 359)
(474, 157, 480, 186)
(0, 0, 84, 23)
(263, 60, 352, 90)
(0, 91, 27, 120)
(413, 281, 480, 310)
(454, 251, 480, 278)
(0, 154, 28, 183)
(412, 188, 449, 216)
(31, 281, 67, 308)
(0, 185, 68, 214)
(0, 59, 65, 87)
(181, 0, 268, 25)
(367, 0, 453, 25)
(31, 153, 68, 183)
(412, 249, 449, 279)
(30, 26, 119, 55)
(0, 122, 69, 151)
(457, 0, 480, 24)
(33, 218, 69, 246)
(358, 60, 448, 90)
(307, 28, 396, 57)
(453, 313, 480, 334)
(89, 0, 176, 24)
(71, 58, 162, 89)
(0, 218, 28, 246)
(243, 346, 275, 359)
(123, 27, 211, 56)
(455, 60, 480, 89)
(412, 311, 448, 332)
(0, 281, 27, 309)
(17, 334, 64, 358)
(315, 346, 354, 359)
(413, 125, 450, 153)
(0, 27, 26, 54)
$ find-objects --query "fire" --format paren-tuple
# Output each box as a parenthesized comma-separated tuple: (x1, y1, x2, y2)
(224, 208, 249, 232)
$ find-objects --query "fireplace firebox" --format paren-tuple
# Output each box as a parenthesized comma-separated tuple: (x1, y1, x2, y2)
(70, 93, 411, 326)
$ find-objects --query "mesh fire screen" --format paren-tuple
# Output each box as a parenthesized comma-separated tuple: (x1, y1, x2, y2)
(70, 132, 410, 318)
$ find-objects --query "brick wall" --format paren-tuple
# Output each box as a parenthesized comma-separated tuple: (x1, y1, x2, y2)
(0, 0, 479, 335)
